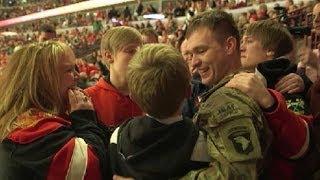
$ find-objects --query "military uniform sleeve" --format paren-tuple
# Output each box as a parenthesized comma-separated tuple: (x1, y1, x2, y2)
(183, 87, 271, 179)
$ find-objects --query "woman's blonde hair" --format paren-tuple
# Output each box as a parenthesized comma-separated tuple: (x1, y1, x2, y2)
(0, 41, 74, 140)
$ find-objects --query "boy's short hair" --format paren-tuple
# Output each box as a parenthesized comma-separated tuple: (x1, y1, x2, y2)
(100, 26, 142, 57)
(245, 20, 294, 58)
(127, 44, 191, 119)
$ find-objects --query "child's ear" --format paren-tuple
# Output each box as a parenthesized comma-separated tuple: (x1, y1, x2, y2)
(104, 50, 114, 64)
(185, 84, 192, 98)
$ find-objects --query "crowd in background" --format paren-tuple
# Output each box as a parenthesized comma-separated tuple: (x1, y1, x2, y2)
(2, 0, 320, 179)
(0, 0, 316, 84)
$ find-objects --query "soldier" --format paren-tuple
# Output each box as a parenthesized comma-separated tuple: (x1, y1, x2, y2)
(181, 10, 272, 179)
(181, 10, 312, 180)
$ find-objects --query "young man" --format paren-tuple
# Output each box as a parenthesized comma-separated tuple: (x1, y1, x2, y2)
(109, 44, 210, 179)
(226, 20, 312, 180)
(85, 26, 143, 128)
(240, 20, 312, 115)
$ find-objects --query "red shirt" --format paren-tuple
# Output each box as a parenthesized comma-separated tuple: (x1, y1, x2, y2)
(85, 78, 143, 127)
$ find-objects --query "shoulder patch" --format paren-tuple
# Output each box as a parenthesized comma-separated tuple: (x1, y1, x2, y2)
(228, 126, 253, 154)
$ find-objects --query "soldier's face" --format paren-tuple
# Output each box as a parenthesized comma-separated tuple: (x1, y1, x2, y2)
(187, 27, 230, 86)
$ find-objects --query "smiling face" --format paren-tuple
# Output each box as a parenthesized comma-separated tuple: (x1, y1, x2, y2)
(240, 35, 270, 71)
(187, 27, 231, 86)
(38, 32, 56, 42)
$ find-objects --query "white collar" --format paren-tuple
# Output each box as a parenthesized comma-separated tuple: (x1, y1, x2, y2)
(146, 114, 183, 125)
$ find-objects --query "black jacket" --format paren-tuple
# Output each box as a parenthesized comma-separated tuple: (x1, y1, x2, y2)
(109, 116, 208, 180)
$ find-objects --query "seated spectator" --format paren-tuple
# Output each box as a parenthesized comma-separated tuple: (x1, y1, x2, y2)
(140, 28, 159, 44)
(174, 1, 186, 17)
(109, 43, 210, 179)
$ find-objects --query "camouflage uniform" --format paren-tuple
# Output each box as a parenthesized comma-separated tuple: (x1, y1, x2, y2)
(181, 73, 272, 180)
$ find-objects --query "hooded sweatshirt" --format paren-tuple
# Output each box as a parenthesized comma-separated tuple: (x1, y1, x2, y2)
(109, 116, 209, 180)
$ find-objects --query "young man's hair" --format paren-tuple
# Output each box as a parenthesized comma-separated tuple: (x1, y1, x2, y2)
(140, 28, 159, 40)
(100, 26, 142, 57)
(39, 24, 56, 34)
(127, 44, 190, 119)
(186, 10, 240, 51)
(0, 41, 74, 140)
(245, 20, 294, 58)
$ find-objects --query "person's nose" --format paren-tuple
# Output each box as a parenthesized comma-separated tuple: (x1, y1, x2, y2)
(240, 41, 246, 52)
(191, 54, 201, 69)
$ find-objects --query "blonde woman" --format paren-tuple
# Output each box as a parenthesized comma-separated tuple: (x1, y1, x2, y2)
(0, 41, 111, 180)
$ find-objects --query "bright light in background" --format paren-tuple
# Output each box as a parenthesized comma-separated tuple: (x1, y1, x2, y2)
(0, 31, 18, 36)
(0, 0, 134, 28)
(143, 14, 165, 20)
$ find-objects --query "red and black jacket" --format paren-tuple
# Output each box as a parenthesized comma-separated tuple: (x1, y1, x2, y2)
(0, 109, 111, 180)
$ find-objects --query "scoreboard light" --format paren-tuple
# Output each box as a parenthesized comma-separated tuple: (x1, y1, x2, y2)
(143, 14, 165, 20)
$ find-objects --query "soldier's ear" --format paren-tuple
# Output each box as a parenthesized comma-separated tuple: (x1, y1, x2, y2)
(225, 36, 237, 55)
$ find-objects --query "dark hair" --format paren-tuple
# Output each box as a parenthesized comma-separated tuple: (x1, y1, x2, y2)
(186, 10, 240, 51)
(140, 28, 159, 38)
(39, 25, 56, 34)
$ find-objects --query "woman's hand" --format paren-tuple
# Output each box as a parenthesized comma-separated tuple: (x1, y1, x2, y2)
(68, 88, 93, 113)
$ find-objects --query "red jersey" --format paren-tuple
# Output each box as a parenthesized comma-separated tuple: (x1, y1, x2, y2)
(85, 78, 143, 127)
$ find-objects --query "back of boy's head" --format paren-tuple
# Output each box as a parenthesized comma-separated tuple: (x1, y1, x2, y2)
(127, 44, 191, 119)
(100, 26, 142, 57)
(245, 20, 293, 58)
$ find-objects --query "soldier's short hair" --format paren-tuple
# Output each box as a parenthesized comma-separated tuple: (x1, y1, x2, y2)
(127, 44, 190, 119)
(186, 10, 240, 51)
(245, 20, 293, 58)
